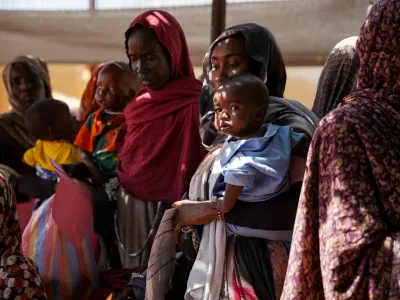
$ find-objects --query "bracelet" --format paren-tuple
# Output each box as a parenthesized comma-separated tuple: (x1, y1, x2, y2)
(210, 197, 224, 221)
(217, 210, 224, 221)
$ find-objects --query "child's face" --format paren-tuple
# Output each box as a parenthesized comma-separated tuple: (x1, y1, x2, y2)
(95, 69, 130, 112)
(214, 85, 264, 139)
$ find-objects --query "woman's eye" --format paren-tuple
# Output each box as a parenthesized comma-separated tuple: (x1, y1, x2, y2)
(231, 106, 239, 111)
(129, 56, 137, 62)
(228, 63, 240, 69)
(215, 108, 222, 114)
(211, 64, 219, 71)
(109, 87, 116, 93)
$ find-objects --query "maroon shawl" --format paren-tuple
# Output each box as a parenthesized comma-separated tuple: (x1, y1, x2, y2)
(118, 10, 205, 203)
(282, 1, 400, 299)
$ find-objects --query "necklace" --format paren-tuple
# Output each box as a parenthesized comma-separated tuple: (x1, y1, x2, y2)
(104, 109, 123, 115)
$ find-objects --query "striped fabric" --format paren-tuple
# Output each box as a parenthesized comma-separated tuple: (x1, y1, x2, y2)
(22, 198, 99, 300)
(21, 160, 100, 300)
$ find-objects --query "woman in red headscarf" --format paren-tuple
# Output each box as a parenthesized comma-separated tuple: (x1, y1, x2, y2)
(78, 63, 105, 123)
(116, 10, 205, 268)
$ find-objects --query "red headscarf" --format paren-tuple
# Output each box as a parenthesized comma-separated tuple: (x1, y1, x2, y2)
(79, 63, 105, 123)
(118, 10, 205, 203)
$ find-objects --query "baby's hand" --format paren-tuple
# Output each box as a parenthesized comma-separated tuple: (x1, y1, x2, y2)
(77, 148, 91, 163)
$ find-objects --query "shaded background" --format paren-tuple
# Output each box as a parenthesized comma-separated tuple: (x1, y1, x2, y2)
(0, 0, 372, 112)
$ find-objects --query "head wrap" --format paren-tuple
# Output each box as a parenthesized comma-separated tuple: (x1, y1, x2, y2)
(118, 10, 205, 203)
(312, 36, 360, 119)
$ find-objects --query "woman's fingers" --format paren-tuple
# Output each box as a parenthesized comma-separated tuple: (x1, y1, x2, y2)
(172, 219, 183, 244)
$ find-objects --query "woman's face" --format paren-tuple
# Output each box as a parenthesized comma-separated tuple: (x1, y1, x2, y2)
(210, 36, 250, 89)
(9, 62, 46, 111)
(127, 27, 171, 91)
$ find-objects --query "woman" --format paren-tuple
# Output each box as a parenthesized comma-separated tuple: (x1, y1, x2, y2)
(200, 23, 318, 148)
(282, 1, 400, 298)
(79, 63, 105, 123)
(0, 56, 53, 230)
(312, 36, 360, 119)
(116, 10, 205, 268)
(0, 172, 47, 299)
(0, 55, 51, 175)
(141, 24, 318, 300)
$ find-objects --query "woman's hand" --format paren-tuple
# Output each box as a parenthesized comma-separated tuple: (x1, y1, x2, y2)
(117, 287, 136, 300)
(172, 200, 217, 243)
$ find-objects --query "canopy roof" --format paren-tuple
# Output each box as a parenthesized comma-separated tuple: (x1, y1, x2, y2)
(0, 0, 369, 65)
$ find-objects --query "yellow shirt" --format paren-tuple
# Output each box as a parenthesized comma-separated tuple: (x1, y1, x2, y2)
(23, 140, 81, 172)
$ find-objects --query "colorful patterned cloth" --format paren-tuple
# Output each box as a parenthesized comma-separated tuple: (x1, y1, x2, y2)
(0, 173, 47, 299)
(22, 184, 99, 300)
(75, 109, 126, 178)
(282, 1, 400, 298)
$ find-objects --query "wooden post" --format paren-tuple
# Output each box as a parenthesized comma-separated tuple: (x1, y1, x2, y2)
(89, 0, 96, 11)
(88, 0, 96, 71)
(211, 0, 226, 43)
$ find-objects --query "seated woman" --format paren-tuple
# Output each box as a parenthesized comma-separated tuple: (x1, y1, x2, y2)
(115, 10, 205, 268)
(282, 1, 400, 298)
(0, 172, 47, 299)
(124, 23, 318, 300)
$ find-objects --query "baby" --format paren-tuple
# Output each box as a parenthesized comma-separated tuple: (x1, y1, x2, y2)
(23, 99, 81, 209)
(75, 62, 139, 185)
(74, 61, 139, 271)
(212, 74, 304, 238)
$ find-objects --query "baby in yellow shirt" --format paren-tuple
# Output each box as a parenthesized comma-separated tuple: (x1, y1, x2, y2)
(23, 99, 81, 208)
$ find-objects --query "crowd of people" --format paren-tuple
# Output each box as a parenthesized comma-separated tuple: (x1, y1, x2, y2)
(0, 0, 398, 299)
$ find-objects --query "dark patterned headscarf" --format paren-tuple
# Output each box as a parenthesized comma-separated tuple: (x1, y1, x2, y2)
(0, 173, 47, 299)
(282, 1, 400, 298)
(311, 37, 360, 119)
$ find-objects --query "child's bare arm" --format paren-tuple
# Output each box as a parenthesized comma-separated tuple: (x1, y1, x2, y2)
(217, 184, 244, 213)
(78, 149, 105, 185)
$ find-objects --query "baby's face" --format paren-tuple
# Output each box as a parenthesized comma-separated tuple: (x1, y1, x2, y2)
(213, 85, 260, 139)
(95, 69, 129, 112)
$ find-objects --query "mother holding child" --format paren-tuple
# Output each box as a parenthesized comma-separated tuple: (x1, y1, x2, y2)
(120, 14, 318, 300)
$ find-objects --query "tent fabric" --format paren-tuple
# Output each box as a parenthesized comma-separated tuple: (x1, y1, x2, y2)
(0, 0, 368, 66)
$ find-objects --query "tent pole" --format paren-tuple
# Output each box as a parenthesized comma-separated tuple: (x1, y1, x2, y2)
(89, 0, 96, 11)
(211, 0, 226, 43)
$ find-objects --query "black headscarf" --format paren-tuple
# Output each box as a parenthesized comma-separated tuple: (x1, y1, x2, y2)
(311, 36, 360, 119)
(200, 23, 318, 148)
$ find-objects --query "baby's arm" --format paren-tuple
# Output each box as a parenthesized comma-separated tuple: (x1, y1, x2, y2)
(77, 149, 105, 185)
(217, 184, 244, 213)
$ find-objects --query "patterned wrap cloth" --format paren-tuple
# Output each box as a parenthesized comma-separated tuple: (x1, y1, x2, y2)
(282, 1, 400, 299)
(0, 173, 47, 299)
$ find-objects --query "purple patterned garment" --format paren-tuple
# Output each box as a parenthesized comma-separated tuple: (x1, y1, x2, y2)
(282, 1, 400, 299)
